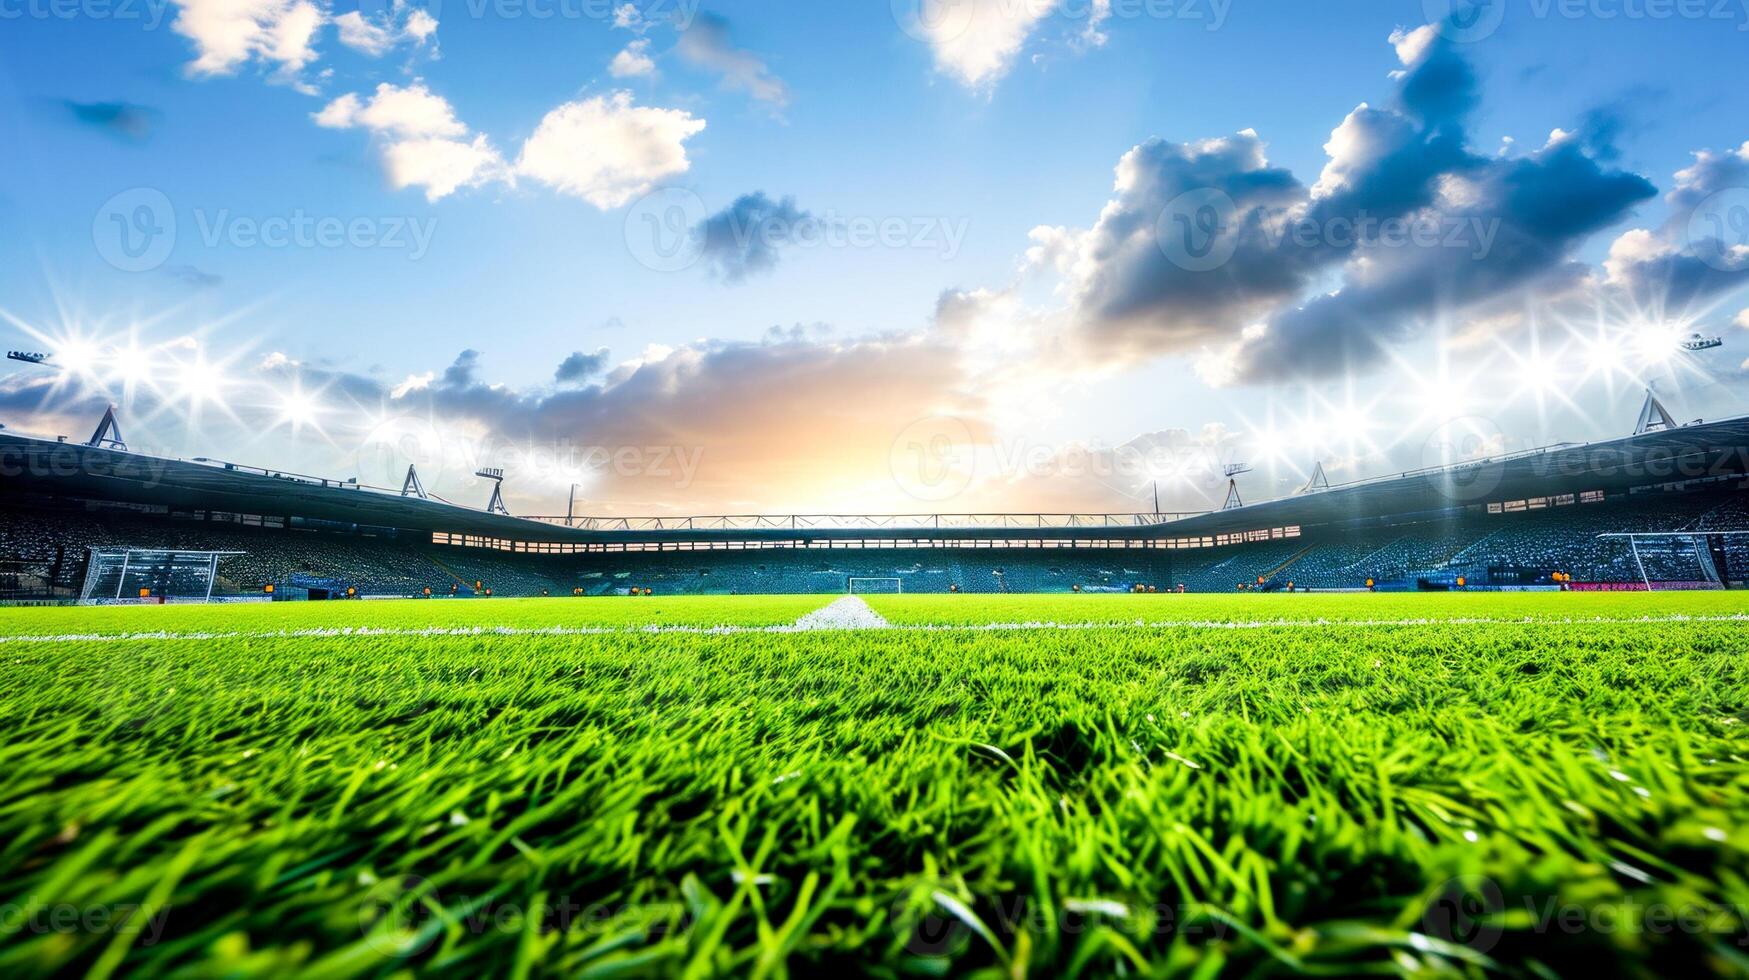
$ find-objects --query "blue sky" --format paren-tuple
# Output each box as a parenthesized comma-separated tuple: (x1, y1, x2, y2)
(2, 0, 1747, 516)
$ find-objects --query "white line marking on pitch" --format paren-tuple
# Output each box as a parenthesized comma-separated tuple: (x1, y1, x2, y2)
(2, 612, 1747, 645)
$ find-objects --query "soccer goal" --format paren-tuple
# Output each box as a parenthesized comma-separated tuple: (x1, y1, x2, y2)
(79, 548, 243, 604)
(848, 577, 902, 595)
(1595, 532, 1747, 591)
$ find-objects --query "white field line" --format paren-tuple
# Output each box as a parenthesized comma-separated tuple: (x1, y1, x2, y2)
(2, 612, 1748, 645)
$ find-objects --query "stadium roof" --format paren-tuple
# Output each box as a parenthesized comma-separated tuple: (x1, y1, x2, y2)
(3, 416, 1748, 545)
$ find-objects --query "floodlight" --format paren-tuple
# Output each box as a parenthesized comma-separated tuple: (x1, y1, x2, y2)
(175, 353, 227, 408)
(55, 338, 99, 374)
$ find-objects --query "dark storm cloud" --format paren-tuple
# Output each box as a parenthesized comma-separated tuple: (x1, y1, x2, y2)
(62, 100, 157, 142)
(554, 348, 610, 385)
(441, 350, 481, 388)
(695, 192, 815, 283)
(1226, 136, 1658, 383)
(1050, 19, 1679, 385)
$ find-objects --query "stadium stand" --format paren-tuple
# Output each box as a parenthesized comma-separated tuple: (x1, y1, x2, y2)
(4, 479, 1745, 600)
(2, 411, 1747, 599)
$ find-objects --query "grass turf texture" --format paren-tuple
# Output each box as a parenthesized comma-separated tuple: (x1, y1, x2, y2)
(0, 595, 831, 638)
(1, 594, 1747, 977)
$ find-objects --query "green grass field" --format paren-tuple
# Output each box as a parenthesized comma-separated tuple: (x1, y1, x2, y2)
(3, 593, 1747, 977)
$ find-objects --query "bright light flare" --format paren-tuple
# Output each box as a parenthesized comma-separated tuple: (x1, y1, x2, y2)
(1630, 324, 1688, 366)
(277, 386, 324, 432)
(1511, 352, 1566, 396)
(1248, 427, 1292, 464)
(174, 353, 228, 410)
(54, 338, 101, 375)
(1581, 336, 1629, 376)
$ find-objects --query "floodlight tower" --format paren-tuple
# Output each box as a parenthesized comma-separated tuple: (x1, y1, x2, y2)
(1222, 463, 1252, 511)
(476, 468, 511, 516)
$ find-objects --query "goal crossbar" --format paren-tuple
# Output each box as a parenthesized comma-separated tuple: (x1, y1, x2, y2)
(1595, 531, 1746, 592)
(848, 577, 903, 595)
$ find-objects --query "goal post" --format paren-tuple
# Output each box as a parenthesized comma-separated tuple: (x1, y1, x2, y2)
(848, 577, 902, 595)
(1596, 531, 1746, 592)
(79, 548, 243, 604)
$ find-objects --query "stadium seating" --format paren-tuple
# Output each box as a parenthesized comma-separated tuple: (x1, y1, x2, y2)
(3, 480, 1746, 599)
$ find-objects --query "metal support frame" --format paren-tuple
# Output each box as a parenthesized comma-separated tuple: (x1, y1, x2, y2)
(1634, 389, 1678, 436)
(87, 405, 127, 452)
(476, 468, 510, 516)
(1222, 463, 1252, 511)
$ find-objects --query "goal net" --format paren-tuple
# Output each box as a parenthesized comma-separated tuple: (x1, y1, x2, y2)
(79, 549, 242, 604)
(1594, 532, 1744, 591)
(848, 577, 902, 595)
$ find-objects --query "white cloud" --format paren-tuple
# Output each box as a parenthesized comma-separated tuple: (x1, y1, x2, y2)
(390, 371, 436, 399)
(515, 92, 706, 208)
(1604, 229, 1673, 284)
(383, 135, 506, 201)
(1736, 308, 1749, 330)
(334, 10, 395, 56)
(1075, 0, 1111, 49)
(313, 82, 466, 139)
(404, 8, 438, 44)
(312, 91, 361, 128)
(610, 38, 656, 78)
(315, 82, 505, 201)
(612, 2, 642, 30)
(918, 0, 1056, 89)
(172, 0, 324, 79)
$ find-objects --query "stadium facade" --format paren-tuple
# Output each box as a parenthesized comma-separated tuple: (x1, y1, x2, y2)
(2, 405, 1747, 601)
